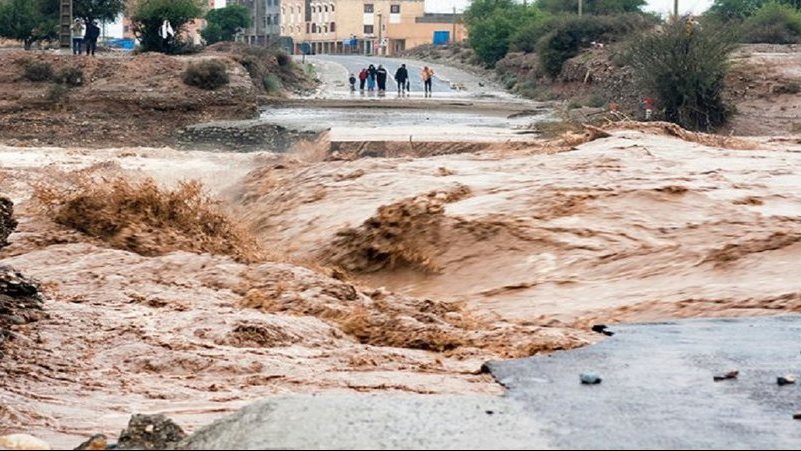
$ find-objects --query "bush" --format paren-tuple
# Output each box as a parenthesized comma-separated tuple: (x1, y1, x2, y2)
(275, 51, 291, 68)
(55, 67, 83, 87)
(741, 1, 801, 43)
(466, 0, 545, 66)
(628, 19, 736, 131)
(262, 73, 282, 93)
(45, 83, 68, 105)
(182, 60, 229, 90)
(537, 13, 655, 78)
(23, 61, 53, 82)
(775, 81, 801, 94)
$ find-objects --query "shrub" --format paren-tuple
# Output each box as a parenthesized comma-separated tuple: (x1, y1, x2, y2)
(275, 51, 291, 68)
(55, 67, 83, 86)
(182, 60, 229, 90)
(262, 73, 282, 93)
(628, 18, 736, 131)
(466, 0, 545, 66)
(741, 1, 801, 43)
(537, 13, 655, 78)
(45, 83, 68, 105)
(775, 81, 801, 94)
(23, 61, 53, 82)
(202, 4, 250, 44)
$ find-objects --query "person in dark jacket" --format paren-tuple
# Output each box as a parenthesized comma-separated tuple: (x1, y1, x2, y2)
(394, 64, 409, 95)
(376, 65, 388, 93)
(84, 21, 100, 56)
(367, 64, 377, 91)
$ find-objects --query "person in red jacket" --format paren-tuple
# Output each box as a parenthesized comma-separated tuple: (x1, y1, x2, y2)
(358, 68, 368, 91)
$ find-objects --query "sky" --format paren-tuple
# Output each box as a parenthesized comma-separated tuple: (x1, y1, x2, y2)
(426, 0, 714, 14)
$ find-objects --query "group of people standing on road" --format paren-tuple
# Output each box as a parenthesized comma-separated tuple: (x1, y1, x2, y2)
(71, 18, 101, 56)
(349, 64, 436, 97)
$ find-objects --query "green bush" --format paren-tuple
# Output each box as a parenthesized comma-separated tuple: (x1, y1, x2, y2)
(46, 83, 69, 105)
(537, 14, 654, 78)
(741, 1, 801, 43)
(56, 67, 84, 87)
(130, 0, 205, 54)
(23, 61, 53, 82)
(262, 73, 282, 93)
(466, 0, 546, 66)
(182, 60, 229, 90)
(628, 19, 736, 131)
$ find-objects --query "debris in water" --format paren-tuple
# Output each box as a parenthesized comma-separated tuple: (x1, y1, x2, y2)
(777, 375, 796, 386)
(74, 434, 108, 450)
(713, 370, 739, 382)
(591, 324, 615, 336)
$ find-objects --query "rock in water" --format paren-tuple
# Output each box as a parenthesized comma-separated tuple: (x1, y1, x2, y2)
(0, 196, 17, 249)
(0, 434, 52, 450)
(713, 370, 739, 382)
(580, 372, 602, 385)
(117, 414, 186, 450)
(74, 434, 108, 450)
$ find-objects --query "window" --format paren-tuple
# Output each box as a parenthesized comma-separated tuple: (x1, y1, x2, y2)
(330, 22, 336, 32)
(364, 4, 374, 13)
(311, 23, 317, 33)
(306, 23, 310, 33)
(323, 25, 328, 33)
(331, 5, 335, 12)
(364, 25, 374, 34)
(324, 6, 328, 12)
(390, 5, 400, 14)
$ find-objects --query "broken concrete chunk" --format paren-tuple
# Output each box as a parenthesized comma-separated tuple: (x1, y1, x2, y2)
(117, 414, 186, 450)
(777, 375, 796, 386)
(713, 370, 739, 382)
(580, 372, 602, 385)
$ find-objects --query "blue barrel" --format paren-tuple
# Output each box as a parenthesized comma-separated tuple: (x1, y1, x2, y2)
(433, 31, 450, 45)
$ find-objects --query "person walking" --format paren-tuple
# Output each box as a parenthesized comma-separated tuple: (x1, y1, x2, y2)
(376, 64, 388, 93)
(367, 64, 377, 91)
(84, 21, 100, 57)
(421, 66, 435, 97)
(71, 19, 84, 56)
(358, 68, 368, 91)
(394, 64, 409, 95)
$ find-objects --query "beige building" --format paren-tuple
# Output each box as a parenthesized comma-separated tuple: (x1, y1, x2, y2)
(281, 0, 464, 55)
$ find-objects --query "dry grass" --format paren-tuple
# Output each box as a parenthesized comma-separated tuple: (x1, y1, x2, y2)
(32, 171, 263, 262)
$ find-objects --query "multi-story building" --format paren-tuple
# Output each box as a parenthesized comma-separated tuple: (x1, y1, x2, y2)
(230, 0, 282, 46)
(281, 1, 465, 55)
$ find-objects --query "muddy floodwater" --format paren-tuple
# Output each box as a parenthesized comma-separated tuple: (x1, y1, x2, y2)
(4, 124, 801, 449)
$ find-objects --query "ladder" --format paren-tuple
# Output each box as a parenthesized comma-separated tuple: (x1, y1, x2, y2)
(59, 0, 72, 48)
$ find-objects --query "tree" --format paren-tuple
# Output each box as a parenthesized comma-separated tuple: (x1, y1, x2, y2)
(129, 0, 205, 53)
(75, 0, 125, 24)
(536, 0, 646, 15)
(628, 18, 736, 131)
(201, 4, 250, 44)
(0, 0, 58, 49)
(708, 0, 801, 21)
(742, 1, 801, 43)
(466, 1, 545, 66)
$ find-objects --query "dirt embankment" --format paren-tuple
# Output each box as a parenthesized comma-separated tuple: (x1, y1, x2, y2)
(0, 44, 315, 148)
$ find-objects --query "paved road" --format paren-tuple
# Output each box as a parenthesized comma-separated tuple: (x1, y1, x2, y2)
(300, 54, 502, 99)
(489, 315, 801, 449)
(176, 316, 801, 449)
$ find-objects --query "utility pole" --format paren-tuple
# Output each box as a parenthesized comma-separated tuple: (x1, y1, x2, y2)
(674, 0, 679, 17)
(377, 11, 382, 56)
(452, 6, 456, 43)
(578, 0, 583, 17)
(59, 0, 72, 49)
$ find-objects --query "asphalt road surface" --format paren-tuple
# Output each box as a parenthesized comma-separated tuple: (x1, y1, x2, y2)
(177, 316, 801, 449)
(311, 54, 451, 93)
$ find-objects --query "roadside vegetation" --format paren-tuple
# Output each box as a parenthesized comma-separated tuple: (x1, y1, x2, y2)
(461, 0, 801, 131)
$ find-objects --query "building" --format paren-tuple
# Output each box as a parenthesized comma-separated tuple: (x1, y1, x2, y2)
(229, 0, 282, 46)
(281, 1, 465, 55)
